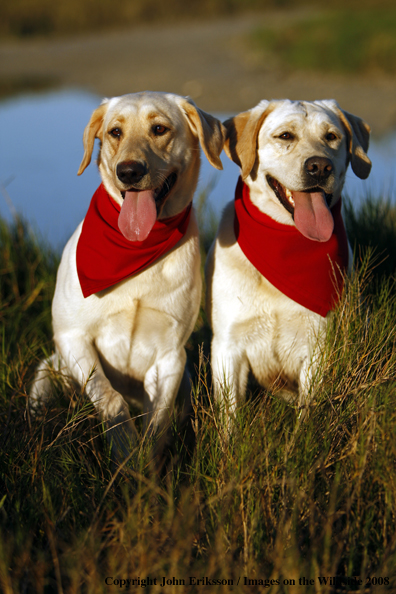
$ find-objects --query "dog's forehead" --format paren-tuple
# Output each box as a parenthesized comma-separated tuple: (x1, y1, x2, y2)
(105, 92, 184, 123)
(264, 100, 342, 132)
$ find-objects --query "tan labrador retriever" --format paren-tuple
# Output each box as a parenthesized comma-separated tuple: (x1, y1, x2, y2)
(30, 91, 224, 460)
(206, 99, 371, 419)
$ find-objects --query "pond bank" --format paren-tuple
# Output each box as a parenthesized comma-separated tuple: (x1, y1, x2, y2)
(0, 12, 395, 135)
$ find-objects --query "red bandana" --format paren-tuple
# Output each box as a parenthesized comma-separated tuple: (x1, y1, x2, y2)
(234, 177, 349, 317)
(76, 184, 192, 298)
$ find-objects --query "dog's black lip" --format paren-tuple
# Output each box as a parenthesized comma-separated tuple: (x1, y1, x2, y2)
(155, 172, 178, 205)
(266, 175, 294, 215)
(302, 186, 333, 206)
(266, 175, 333, 215)
(120, 172, 178, 213)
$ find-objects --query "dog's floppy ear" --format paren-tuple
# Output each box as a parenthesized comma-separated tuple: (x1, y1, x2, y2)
(77, 101, 108, 175)
(178, 97, 225, 170)
(224, 101, 274, 180)
(322, 99, 371, 180)
(338, 108, 371, 179)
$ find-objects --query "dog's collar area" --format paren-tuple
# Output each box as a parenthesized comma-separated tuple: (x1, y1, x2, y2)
(266, 175, 333, 215)
(76, 183, 192, 297)
(120, 172, 178, 214)
(234, 177, 349, 317)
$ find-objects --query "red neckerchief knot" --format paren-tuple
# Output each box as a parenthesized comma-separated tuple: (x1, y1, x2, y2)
(76, 184, 192, 298)
(234, 177, 349, 317)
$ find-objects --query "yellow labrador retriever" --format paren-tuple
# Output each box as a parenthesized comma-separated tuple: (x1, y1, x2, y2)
(206, 99, 371, 418)
(30, 91, 224, 459)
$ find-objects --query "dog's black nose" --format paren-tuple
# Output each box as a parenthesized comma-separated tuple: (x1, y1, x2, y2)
(305, 157, 334, 180)
(116, 161, 148, 185)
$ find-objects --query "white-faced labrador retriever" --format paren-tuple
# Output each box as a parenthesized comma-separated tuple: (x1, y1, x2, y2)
(206, 99, 371, 419)
(30, 91, 224, 459)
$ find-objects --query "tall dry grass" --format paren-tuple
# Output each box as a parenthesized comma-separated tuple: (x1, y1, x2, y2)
(0, 195, 396, 592)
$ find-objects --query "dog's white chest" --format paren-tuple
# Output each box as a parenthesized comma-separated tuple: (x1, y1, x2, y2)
(244, 307, 322, 389)
(94, 301, 183, 382)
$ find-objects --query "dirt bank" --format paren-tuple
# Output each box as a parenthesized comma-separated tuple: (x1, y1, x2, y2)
(1, 12, 395, 135)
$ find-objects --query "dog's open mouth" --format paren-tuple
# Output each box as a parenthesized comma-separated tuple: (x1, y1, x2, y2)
(118, 173, 177, 242)
(266, 175, 333, 213)
(266, 175, 335, 242)
(120, 172, 177, 212)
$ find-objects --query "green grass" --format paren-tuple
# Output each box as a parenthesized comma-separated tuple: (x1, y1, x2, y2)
(252, 9, 396, 75)
(1, 197, 396, 592)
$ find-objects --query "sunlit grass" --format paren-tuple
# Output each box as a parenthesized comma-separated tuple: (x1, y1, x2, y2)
(1, 195, 396, 592)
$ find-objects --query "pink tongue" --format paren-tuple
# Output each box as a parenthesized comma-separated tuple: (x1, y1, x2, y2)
(118, 190, 157, 242)
(292, 191, 334, 242)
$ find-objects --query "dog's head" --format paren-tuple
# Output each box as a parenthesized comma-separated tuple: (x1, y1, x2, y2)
(224, 99, 371, 242)
(78, 92, 225, 241)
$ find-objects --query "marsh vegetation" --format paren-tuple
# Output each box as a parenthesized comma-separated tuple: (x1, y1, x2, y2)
(0, 191, 396, 592)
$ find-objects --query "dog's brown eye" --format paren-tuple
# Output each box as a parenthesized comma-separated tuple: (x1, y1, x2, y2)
(153, 125, 168, 136)
(109, 128, 121, 138)
(279, 132, 294, 140)
(326, 132, 337, 141)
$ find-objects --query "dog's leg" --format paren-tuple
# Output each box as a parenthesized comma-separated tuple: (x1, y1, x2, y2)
(30, 352, 64, 411)
(143, 348, 188, 437)
(298, 325, 326, 417)
(297, 356, 312, 418)
(54, 333, 136, 462)
(211, 338, 249, 421)
(298, 349, 322, 418)
(141, 349, 188, 465)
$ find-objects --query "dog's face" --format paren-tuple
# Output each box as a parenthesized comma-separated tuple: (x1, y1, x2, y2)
(224, 99, 371, 242)
(78, 92, 224, 241)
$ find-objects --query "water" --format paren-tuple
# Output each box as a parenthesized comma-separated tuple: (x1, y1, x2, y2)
(0, 89, 395, 250)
